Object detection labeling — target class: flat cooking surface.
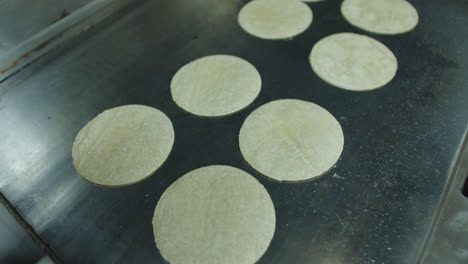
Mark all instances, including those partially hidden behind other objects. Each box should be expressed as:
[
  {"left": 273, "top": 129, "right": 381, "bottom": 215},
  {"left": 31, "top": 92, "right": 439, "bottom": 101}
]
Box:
[{"left": 1, "top": 0, "right": 468, "bottom": 263}]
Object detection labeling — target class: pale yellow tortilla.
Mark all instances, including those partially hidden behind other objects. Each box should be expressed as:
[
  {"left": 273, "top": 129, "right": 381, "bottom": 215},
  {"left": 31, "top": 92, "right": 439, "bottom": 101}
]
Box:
[
  {"left": 341, "top": 0, "right": 419, "bottom": 35},
  {"left": 72, "top": 105, "right": 174, "bottom": 187},
  {"left": 171, "top": 55, "right": 261, "bottom": 117},
  {"left": 238, "top": 0, "right": 313, "bottom": 40},
  {"left": 239, "top": 99, "right": 344, "bottom": 182},
  {"left": 310, "top": 32, "right": 398, "bottom": 91},
  {"left": 153, "top": 165, "right": 276, "bottom": 264}
]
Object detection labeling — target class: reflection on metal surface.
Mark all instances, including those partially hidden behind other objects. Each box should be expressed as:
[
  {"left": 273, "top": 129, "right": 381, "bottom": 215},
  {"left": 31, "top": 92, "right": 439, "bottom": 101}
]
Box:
[
  {"left": 420, "top": 134, "right": 468, "bottom": 263},
  {"left": 0, "top": 193, "right": 61, "bottom": 263},
  {"left": 0, "top": 0, "right": 140, "bottom": 81},
  {"left": 0, "top": 201, "right": 43, "bottom": 263},
  {"left": 0, "top": 104, "right": 49, "bottom": 191},
  {"left": 0, "top": 0, "right": 91, "bottom": 58},
  {"left": 0, "top": 0, "right": 467, "bottom": 263}
]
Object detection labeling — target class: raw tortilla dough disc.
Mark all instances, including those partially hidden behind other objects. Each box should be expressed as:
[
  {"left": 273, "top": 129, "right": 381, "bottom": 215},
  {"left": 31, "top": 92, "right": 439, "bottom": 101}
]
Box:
[
  {"left": 238, "top": 0, "right": 313, "bottom": 40},
  {"left": 309, "top": 32, "right": 397, "bottom": 91},
  {"left": 153, "top": 165, "right": 276, "bottom": 264},
  {"left": 341, "top": 0, "right": 419, "bottom": 35},
  {"left": 239, "top": 99, "right": 344, "bottom": 182},
  {"left": 72, "top": 105, "right": 174, "bottom": 187},
  {"left": 171, "top": 55, "right": 261, "bottom": 117}
]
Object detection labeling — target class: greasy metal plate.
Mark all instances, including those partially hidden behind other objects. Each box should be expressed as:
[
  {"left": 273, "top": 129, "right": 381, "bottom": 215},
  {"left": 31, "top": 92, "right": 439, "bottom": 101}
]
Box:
[
  {"left": 0, "top": 0, "right": 92, "bottom": 58},
  {"left": 420, "top": 137, "right": 468, "bottom": 263},
  {"left": 0, "top": 0, "right": 467, "bottom": 263}
]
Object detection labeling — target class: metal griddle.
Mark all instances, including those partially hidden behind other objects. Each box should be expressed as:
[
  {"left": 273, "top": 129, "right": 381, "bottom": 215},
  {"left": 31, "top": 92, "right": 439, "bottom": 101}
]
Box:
[{"left": 1, "top": 0, "right": 468, "bottom": 263}]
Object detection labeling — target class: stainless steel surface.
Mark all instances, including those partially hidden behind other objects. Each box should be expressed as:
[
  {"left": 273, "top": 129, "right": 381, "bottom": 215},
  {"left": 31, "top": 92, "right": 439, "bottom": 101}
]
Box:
[
  {"left": 0, "top": 201, "right": 43, "bottom": 263},
  {"left": 1, "top": 0, "right": 468, "bottom": 263},
  {"left": 420, "top": 136, "right": 468, "bottom": 263},
  {"left": 0, "top": 0, "right": 92, "bottom": 58},
  {"left": 0, "top": 0, "right": 139, "bottom": 81},
  {"left": 0, "top": 191, "right": 61, "bottom": 262}
]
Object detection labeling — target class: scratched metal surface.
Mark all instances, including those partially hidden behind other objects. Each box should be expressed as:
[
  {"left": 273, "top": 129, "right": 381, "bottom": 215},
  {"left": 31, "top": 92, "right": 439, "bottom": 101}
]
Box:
[{"left": 0, "top": 0, "right": 468, "bottom": 263}]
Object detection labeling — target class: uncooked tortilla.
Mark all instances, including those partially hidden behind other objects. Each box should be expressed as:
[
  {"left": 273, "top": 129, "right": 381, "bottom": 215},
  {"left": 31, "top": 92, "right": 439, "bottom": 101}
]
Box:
[
  {"left": 238, "top": 0, "right": 313, "bottom": 40},
  {"left": 72, "top": 105, "right": 174, "bottom": 187},
  {"left": 171, "top": 55, "right": 261, "bottom": 117},
  {"left": 341, "top": 0, "right": 419, "bottom": 35},
  {"left": 153, "top": 165, "right": 276, "bottom": 264},
  {"left": 309, "top": 32, "right": 397, "bottom": 91},
  {"left": 239, "top": 99, "right": 344, "bottom": 182}
]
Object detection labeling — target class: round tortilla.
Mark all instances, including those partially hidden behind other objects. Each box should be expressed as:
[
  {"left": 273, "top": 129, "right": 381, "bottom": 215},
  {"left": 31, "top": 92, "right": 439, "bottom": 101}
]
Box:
[
  {"left": 72, "top": 105, "right": 174, "bottom": 187},
  {"left": 309, "top": 32, "right": 397, "bottom": 91},
  {"left": 239, "top": 99, "right": 344, "bottom": 182},
  {"left": 171, "top": 55, "right": 261, "bottom": 117},
  {"left": 238, "top": 0, "right": 313, "bottom": 40},
  {"left": 341, "top": 0, "right": 419, "bottom": 35},
  {"left": 153, "top": 165, "right": 276, "bottom": 264}
]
